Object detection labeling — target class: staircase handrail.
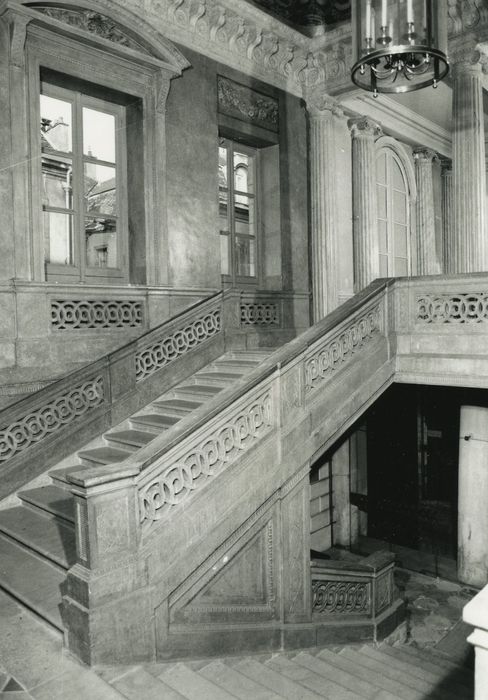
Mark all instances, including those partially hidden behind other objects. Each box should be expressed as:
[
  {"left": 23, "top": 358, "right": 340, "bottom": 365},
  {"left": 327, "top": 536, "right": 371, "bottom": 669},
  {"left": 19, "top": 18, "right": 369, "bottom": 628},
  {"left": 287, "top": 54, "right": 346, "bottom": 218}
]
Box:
[{"left": 463, "top": 584, "right": 488, "bottom": 699}]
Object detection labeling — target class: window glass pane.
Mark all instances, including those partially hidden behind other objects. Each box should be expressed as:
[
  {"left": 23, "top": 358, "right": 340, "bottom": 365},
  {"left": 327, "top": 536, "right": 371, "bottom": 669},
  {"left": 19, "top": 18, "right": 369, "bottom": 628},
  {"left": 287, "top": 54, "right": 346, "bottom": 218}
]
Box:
[
  {"left": 395, "top": 257, "right": 408, "bottom": 276},
  {"left": 235, "top": 236, "right": 255, "bottom": 277},
  {"left": 393, "top": 190, "right": 407, "bottom": 224},
  {"left": 85, "top": 217, "right": 117, "bottom": 268},
  {"left": 379, "top": 253, "right": 389, "bottom": 277},
  {"left": 376, "top": 152, "right": 387, "bottom": 185},
  {"left": 42, "top": 158, "right": 73, "bottom": 209},
  {"left": 395, "top": 223, "right": 408, "bottom": 257},
  {"left": 234, "top": 195, "right": 255, "bottom": 236},
  {"left": 220, "top": 232, "right": 230, "bottom": 276},
  {"left": 43, "top": 211, "right": 74, "bottom": 265},
  {"left": 234, "top": 152, "right": 254, "bottom": 194},
  {"left": 378, "top": 220, "right": 388, "bottom": 255},
  {"left": 219, "top": 146, "right": 228, "bottom": 188},
  {"left": 83, "top": 107, "right": 116, "bottom": 163},
  {"left": 377, "top": 184, "right": 387, "bottom": 219},
  {"left": 392, "top": 157, "right": 406, "bottom": 191},
  {"left": 84, "top": 164, "right": 116, "bottom": 216},
  {"left": 219, "top": 189, "right": 229, "bottom": 231},
  {"left": 40, "top": 95, "right": 72, "bottom": 154}
]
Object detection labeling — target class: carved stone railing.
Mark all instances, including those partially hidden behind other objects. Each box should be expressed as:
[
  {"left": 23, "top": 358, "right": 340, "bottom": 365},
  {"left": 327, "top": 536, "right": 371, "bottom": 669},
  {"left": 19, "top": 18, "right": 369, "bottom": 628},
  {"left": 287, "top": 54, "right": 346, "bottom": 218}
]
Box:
[
  {"left": 51, "top": 299, "right": 144, "bottom": 330},
  {"left": 311, "top": 551, "right": 395, "bottom": 622},
  {"left": 463, "top": 584, "right": 488, "bottom": 700},
  {"left": 0, "top": 290, "right": 225, "bottom": 499}
]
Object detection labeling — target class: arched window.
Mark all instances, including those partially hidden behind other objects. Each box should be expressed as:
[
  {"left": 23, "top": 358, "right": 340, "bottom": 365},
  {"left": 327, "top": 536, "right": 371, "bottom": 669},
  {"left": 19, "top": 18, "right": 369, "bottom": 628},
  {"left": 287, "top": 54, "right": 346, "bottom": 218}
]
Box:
[{"left": 376, "top": 147, "right": 412, "bottom": 277}]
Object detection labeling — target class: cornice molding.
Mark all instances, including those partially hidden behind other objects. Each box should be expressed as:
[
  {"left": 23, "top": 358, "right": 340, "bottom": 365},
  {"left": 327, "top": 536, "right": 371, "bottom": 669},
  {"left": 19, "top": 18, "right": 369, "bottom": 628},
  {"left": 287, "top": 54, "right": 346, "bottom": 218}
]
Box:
[{"left": 339, "top": 92, "right": 452, "bottom": 158}]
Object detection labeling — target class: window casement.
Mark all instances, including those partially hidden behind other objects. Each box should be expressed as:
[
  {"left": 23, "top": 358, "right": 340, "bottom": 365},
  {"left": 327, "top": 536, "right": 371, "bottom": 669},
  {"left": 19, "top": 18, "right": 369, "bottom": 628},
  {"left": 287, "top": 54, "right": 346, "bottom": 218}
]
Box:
[
  {"left": 219, "top": 138, "right": 260, "bottom": 286},
  {"left": 40, "top": 83, "right": 128, "bottom": 283}
]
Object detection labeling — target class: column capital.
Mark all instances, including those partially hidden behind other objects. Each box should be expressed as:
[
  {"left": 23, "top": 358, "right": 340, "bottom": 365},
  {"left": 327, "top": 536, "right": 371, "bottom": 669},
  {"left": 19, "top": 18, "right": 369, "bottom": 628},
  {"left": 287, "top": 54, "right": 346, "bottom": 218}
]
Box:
[
  {"left": 440, "top": 157, "right": 453, "bottom": 175},
  {"left": 348, "top": 116, "right": 383, "bottom": 139},
  {"left": 413, "top": 147, "right": 438, "bottom": 164},
  {"left": 450, "top": 43, "right": 485, "bottom": 75},
  {"left": 304, "top": 87, "right": 343, "bottom": 119}
]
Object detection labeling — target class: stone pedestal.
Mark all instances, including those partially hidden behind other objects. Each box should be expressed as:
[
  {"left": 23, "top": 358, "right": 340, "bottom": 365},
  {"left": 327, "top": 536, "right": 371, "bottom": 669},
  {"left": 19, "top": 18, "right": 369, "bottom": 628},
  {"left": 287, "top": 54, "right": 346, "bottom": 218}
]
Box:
[
  {"left": 451, "top": 53, "right": 487, "bottom": 272},
  {"left": 306, "top": 91, "right": 342, "bottom": 321},
  {"left": 413, "top": 148, "right": 440, "bottom": 275},
  {"left": 349, "top": 117, "right": 382, "bottom": 291},
  {"left": 441, "top": 160, "right": 453, "bottom": 273},
  {"left": 458, "top": 406, "right": 488, "bottom": 587}
]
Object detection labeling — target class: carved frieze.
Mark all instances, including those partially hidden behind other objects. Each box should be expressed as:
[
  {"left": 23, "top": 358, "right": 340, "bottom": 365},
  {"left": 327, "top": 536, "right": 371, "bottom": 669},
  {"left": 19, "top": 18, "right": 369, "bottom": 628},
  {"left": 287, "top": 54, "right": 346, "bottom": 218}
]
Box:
[
  {"left": 51, "top": 299, "right": 144, "bottom": 331},
  {"left": 217, "top": 76, "right": 279, "bottom": 131},
  {"left": 417, "top": 292, "right": 488, "bottom": 323},
  {"left": 312, "top": 579, "right": 371, "bottom": 615}
]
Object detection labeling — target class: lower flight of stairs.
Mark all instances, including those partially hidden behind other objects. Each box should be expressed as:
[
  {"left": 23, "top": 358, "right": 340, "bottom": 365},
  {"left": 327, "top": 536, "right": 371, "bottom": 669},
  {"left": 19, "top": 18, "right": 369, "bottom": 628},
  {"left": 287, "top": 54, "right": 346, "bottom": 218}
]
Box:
[
  {"left": 106, "top": 643, "right": 474, "bottom": 700},
  {"left": 0, "top": 350, "right": 271, "bottom": 631}
]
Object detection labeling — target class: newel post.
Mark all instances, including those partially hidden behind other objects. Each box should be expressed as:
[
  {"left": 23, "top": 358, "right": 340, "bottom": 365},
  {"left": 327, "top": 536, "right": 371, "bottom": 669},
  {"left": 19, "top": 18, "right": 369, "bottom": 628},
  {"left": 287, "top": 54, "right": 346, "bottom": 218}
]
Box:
[
  {"left": 63, "top": 467, "right": 153, "bottom": 665},
  {"left": 464, "top": 585, "right": 488, "bottom": 699}
]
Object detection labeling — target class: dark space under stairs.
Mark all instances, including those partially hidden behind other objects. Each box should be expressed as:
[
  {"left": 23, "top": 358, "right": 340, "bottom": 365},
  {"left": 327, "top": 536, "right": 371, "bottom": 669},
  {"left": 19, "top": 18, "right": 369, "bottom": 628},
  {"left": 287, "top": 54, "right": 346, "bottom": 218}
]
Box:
[{"left": 0, "top": 350, "right": 271, "bottom": 631}]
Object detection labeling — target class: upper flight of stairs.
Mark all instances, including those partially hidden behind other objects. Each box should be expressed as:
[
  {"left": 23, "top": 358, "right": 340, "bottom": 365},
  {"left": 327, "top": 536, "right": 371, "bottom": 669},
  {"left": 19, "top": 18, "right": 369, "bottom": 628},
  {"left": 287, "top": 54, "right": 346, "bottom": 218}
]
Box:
[
  {"left": 105, "top": 643, "right": 474, "bottom": 699},
  {"left": 0, "top": 349, "right": 272, "bottom": 631}
]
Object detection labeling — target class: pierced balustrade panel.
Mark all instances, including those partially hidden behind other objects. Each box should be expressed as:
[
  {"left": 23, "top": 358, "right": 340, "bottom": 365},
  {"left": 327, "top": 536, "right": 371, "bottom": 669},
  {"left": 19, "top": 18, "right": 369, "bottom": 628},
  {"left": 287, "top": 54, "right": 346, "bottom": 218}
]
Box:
[
  {"left": 312, "top": 579, "right": 371, "bottom": 616},
  {"left": 0, "top": 376, "right": 105, "bottom": 463},
  {"left": 417, "top": 293, "right": 488, "bottom": 324},
  {"left": 51, "top": 299, "right": 143, "bottom": 330},
  {"left": 240, "top": 303, "right": 280, "bottom": 327},
  {"left": 135, "top": 309, "right": 221, "bottom": 382},
  {"left": 305, "top": 305, "right": 382, "bottom": 392},
  {"left": 139, "top": 389, "right": 273, "bottom": 527}
]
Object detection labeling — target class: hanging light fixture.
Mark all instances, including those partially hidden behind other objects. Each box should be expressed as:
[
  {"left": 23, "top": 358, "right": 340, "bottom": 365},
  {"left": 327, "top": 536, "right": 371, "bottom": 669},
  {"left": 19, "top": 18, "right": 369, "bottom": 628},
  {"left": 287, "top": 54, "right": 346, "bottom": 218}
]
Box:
[{"left": 351, "top": 0, "right": 449, "bottom": 95}]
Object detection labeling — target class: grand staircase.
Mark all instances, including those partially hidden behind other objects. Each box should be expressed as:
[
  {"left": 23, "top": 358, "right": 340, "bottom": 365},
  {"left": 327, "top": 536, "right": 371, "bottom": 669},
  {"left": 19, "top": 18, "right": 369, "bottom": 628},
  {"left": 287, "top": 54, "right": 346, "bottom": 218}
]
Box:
[
  {"left": 105, "top": 643, "right": 474, "bottom": 699},
  {"left": 0, "top": 349, "right": 271, "bottom": 631}
]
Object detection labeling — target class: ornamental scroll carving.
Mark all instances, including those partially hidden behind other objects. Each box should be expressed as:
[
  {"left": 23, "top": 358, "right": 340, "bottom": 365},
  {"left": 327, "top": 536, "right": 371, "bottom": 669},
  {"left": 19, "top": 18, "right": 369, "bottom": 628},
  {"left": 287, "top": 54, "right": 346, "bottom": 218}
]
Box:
[
  {"left": 417, "top": 293, "right": 488, "bottom": 323},
  {"left": 217, "top": 76, "right": 278, "bottom": 132},
  {"left": 312, "top": 580, "right": 371, "bottom": 615},
  {"left": 135, "top": 309, "right": 221, "bottom": 382},
  {"left": 304, "top": 306, "right": 382, "bottom": 392},
  {"left": 33, "top": 7, "right": 151, "bottom": 54},
  {"left": 51, "top": 300, "right": 143, "bottom": 330},
  {"left": 0, "top": 377, "right": 104, "bottom": 463},
  {"left": 240, "top": 303, "right": 280, "bottom": 326},
  {"left": 139, "top": 390, "right": 273, "bottom": 525}
]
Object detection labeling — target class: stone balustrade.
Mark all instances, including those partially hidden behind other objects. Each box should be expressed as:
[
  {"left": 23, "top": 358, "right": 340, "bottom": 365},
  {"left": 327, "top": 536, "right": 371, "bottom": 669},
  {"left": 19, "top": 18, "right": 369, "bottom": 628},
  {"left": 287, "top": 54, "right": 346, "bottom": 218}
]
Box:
[{"left": 463, "top": 584, "right": 488, "bottom": 699}]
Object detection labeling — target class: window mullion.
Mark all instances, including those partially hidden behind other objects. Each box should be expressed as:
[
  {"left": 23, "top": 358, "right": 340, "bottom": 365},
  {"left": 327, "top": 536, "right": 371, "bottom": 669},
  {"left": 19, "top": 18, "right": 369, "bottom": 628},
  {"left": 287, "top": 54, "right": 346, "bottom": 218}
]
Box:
[
  {"left": 228, "top": 143, "right": 236, "bottom": 286},
  {"left": 73, "top": 91, "right": 84, "bottom": 280}
]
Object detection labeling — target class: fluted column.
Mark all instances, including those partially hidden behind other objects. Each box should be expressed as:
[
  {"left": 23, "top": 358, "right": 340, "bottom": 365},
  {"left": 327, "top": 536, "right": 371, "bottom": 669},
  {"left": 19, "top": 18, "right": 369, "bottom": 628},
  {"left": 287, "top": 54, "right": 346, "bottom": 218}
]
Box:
[
  {"left": 413, "top": 148, "right": 440, "bottom": 275},
  {"left": 451, "top": 50, "right": 487, "bottom": 272},
  {"left": 441, "top": 159, "right": 453, "bottom": 273},
  {"left": 306, "top": 90, "right": 342, "bottom": 322},
  {"left": 349, "top": 117, "right": 382, "bottom": 291}
]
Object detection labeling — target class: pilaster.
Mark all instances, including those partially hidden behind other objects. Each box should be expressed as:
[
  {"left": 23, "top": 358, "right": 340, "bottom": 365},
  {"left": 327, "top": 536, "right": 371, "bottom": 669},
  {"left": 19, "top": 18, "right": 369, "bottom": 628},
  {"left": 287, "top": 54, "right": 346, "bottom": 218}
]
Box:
[
  {"left": 305, "top": 89, "right": 343, "bottom": 322},
  {"left": 413, "top": 148, "right": 440, "bottom": 275},
  {"left": 348, "top": 117, "right": 382, "bottom": 292},
  {"left": 451, "top": 48, "right": 487, "bottom": 272},
  {"left": 441, "top": 159, "right": 453, "bottom": 273}
]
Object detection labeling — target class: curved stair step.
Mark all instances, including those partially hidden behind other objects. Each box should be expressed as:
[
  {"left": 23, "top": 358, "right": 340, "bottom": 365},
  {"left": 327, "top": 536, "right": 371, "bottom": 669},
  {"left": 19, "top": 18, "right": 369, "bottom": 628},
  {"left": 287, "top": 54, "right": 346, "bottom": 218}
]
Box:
[
  {"left": 0, "top": 506, "right": 75, "bottom": 570},
  {"left": 158, "top": 662, "right": 237, "bottom": 700},
  {"left": 233, "top": 658, "right": 322, "bottom": 700},
  {"left": 391, "top": 643, "right": 473, "bottom": 677},
  {"left": 19, "top": 485, "right": 74, "bottom": 524},
  {"left": 199, "top": 660, "right": 282, "bottom": 700},
  {"left": 265, "top": 654, "right": 358, "bottom": 699},
  {"left": 0, "top": 534, "right": 64, "bottom": 631},
  {"left": 379, "top": 644, "right": 473, "bottom": 685},
  {"left": 111, "top": 667, "right": 187, "bottom": 700}
]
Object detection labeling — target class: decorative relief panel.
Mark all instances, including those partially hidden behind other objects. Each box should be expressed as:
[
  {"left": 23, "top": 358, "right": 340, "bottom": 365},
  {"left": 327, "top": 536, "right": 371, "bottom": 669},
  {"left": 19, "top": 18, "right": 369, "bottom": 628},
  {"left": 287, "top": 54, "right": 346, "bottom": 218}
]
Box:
[
  {"left": 218, "top": 76, "right": 279, "bottom": 131},
  {"left": 240, "top": 303, "right": 280, "bottom": 326},
  {"left": 139, "top": 390, "right": 273, "bottom": 526},
  {"left": 0, "top": 376, "right": 104, "bottom": 463},
  {"left": 375, "top": 571, "right": 392, "bottom": 615},
  {"left": 51, "top": 300, "right": 143, "bottom": 331},
  {"left": 135, "top": 309, "right": 221, "bottom": 382},
  {"left": 312, "top": 580, "right": 371, "bottom": 615},
  {"left": 304, "top": 306, "right": 382, "bottom": 392},
  {"left": 417, "top": 293, "right": 488, "bottom": 324}
]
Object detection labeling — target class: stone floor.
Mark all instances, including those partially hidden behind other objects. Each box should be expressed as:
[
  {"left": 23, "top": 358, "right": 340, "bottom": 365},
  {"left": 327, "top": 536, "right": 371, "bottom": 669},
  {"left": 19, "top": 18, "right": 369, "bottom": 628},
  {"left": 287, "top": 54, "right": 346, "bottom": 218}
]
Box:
[{"left": 0, "top": 568, "right": 477, "bottom": 699}]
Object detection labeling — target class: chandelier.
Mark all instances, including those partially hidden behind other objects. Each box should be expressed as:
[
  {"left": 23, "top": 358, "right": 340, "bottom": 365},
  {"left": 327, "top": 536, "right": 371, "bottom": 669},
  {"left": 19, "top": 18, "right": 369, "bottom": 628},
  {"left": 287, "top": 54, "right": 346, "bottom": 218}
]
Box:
[{"left": 351, "top": 0, "right": 449, "bottom": 95}]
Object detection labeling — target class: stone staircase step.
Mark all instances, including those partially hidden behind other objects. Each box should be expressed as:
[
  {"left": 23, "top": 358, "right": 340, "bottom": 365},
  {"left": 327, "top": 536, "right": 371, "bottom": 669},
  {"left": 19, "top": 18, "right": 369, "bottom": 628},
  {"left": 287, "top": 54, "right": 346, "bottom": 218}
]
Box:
[
  {"left": 213, "top": 359, "right": 263, "bottom": 369},
  {"left": 159, "top": 662, "right": 237, "bottom": 700},
  {"left": 130, "top": 412, "right": 180, "bottom": 432},
  {"left": 199, "top": 660, "right": 282, "bottom": 700},
  {"left": 317, "top": 648, "right": 417, "bottom": 700},
  {"left": 174, "top": 384, "right": 224, "bottom": 399},
  {"left": 111, "top": 667, "right": 187, "bottom": 700},
  {"left": 49, "top": 464, "right": 90, "bottom": 489},
  {"left": 0, "top": 506, "right": 75, "bottom": 570},
  {"left": 19, "top": 485, "right": 74, "bottom": 524},
  {"left": 292, "top": 651, "right": 397, "bottom": 700},
  {"left": 78, "top": 446, "right": 133, "bottom": 467},
  {"left": 152, "top": 398, "right": 202, "bottom": 415},
  {"left": 339, "top": 647, "right": 442, "bottom": 699},
  {"left": 265, "top": 654, "right": 359, "bottom": 699},
  {"left": 105, "top": 429, "right": 156, "bottom": 449},
  {"left": 0, "top": 534, "right": 64, "bottom": 630},
  {"left": 390, "top": 644, "right": 474, "bottom": 682},
  {"left": 233, "top": 658, "right": 323, "bottom": 700},
  {"left": 360, "top": 646, "right": 468, "bottom": 698},
  {"left": 195, "top": 371, "right": 244, "bottom": 384}
]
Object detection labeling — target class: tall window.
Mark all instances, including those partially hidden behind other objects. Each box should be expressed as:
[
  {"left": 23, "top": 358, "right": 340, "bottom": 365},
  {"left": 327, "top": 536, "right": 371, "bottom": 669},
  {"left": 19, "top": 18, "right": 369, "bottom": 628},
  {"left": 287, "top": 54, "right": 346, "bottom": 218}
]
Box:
[
  {"left": 376, "top": 148, "right": 410, "bottom": 277},
  {"left": 219, "top": 139, "right": 258, "bottom": 285},
  {"left": 40, "top": 82, "right": 127, "bottom": 283}
]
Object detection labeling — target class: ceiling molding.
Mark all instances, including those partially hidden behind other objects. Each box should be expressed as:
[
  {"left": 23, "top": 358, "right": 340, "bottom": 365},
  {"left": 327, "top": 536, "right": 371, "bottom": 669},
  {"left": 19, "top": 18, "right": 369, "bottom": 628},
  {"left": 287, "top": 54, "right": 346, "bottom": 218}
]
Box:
[{"left": 338, "top": 91, "right": 452, "bottom": 158}]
